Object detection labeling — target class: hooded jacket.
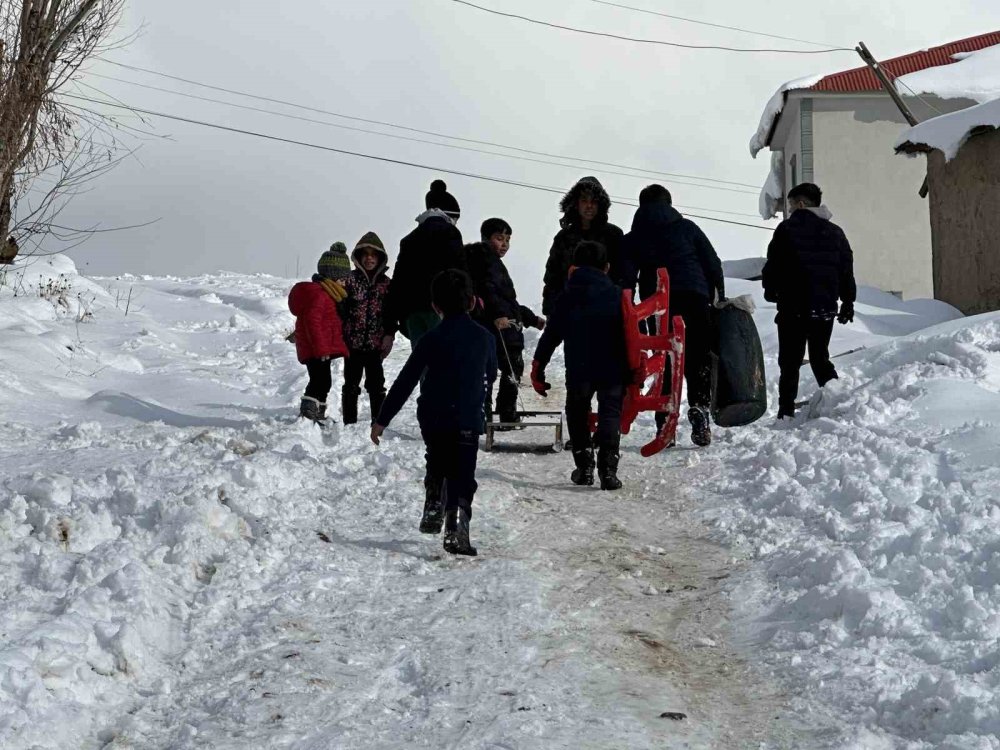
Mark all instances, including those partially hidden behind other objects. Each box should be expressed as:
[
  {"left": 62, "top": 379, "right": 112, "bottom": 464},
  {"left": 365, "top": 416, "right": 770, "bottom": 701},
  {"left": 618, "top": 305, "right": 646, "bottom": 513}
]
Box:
[
  {"left": 343, "top": 236, "right": 394, "bottom": 352},
  {"left": 624, "top": 203, "right": 725, "bottom": 302},
  {"left": 541, "top": 178, "right": 624, "bottom": 316},
  {"left": 288, "top": 281, "right": 349, "bottom": 363},
  {"left": 384, "top": 209, "right": 465, "bottom": 333},
  {"left": 762, "top": 206, "right": 856, "bottom": 317},
  {"left": 533, "top": 266, "right": 627, "bottom": 389},
  {"left": 466, "top": 242, "right": 541, "bottom": 350}
]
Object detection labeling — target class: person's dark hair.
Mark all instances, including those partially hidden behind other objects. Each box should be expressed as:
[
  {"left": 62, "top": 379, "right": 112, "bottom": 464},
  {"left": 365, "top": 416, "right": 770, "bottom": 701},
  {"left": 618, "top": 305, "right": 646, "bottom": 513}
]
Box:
[
  {"left": 431, "top": 269, "right": 475, "bottom": 315},
  {"left": 572, "top": 240, "right": 608, "bottom": 270},
  {"left": 480, "top": 217, "right": 512, "bottom": 241},
  {"left": 559, "top": 176, "right": 611, "bottom": 230},
  {"left": 788, "top": 183, "right": 822, "bottom": 207},
  {"left": 638, "top": 184, "right": 672, "bottom": 207}
]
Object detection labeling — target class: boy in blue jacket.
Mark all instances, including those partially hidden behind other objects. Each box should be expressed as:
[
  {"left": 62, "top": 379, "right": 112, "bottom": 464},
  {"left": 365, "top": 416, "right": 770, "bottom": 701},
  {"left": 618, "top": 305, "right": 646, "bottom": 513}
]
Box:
[
  {"left": 532, "top": 241, "right": 628, "bottom": 491},
  {"left": 371, "top": 269, "right": 497, "bottom": 556}
]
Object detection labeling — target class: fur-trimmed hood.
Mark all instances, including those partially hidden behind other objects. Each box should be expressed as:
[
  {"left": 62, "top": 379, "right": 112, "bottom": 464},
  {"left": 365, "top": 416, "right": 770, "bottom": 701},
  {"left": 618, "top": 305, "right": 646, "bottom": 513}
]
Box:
[{"left": 559, "top": 176, "right": 611, "bottom": 230}]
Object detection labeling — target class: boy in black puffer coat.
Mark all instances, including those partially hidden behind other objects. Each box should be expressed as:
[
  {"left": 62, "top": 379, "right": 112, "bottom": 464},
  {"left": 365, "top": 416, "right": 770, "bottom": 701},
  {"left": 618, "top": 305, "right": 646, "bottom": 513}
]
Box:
[
  {"left": 624, "top": 184, "right": 725, "bottom": 447},
  {"left": 762, "top": 182, "right": 856, "bottom": 419},
  {"left": 532, "top": 241, "right": 628, "bottom": 491},
  {"left": 541, "top": 176, "right": 625, "bottom": 316},
  {"left": 342, "top": 232, "right": 396, "bottom": 425},
  {"left": 467, "top": 218, "right": 546, "bottom": 425}
]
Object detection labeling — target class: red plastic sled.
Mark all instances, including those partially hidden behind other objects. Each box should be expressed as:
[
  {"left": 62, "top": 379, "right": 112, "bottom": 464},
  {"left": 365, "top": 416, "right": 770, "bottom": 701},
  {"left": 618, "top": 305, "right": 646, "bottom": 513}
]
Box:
[{"left": 591, "top": 268, "right": 685, "bottom": 457}]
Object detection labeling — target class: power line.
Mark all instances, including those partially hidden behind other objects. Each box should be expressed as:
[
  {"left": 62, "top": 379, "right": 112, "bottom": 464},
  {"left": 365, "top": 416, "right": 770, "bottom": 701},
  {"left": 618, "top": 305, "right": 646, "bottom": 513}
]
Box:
[
  {"left": 96, "top": 58, "right": 761, "bottom": 190},
  {"left": 586, "top": 0, "right": 843, "bottom": 49},
  {"left": 62, "top": 94, "right": 775, "bottom": 232},
  {"left": 83, "top": 71, "right": 760, "bottom": 198},
  {"left": 450, "top": 0, "right": 852, "bottom": 54}
]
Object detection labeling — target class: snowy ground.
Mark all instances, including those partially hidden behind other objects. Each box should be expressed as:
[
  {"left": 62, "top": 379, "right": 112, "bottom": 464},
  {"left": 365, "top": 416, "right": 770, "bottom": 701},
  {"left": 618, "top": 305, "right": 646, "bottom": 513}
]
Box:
[{"left": 2, "top": 254, "right": 999, "bottom": 749}]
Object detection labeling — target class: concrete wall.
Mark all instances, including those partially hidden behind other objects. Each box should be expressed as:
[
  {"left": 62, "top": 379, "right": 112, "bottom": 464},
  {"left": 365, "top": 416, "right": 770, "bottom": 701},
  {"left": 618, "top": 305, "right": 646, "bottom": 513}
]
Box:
[
  {"left": 926, "top": 132, "right": 1000, "bottom": 314},
  {"left": 774, "top": 93, "right": 974, "bottom": 299}
]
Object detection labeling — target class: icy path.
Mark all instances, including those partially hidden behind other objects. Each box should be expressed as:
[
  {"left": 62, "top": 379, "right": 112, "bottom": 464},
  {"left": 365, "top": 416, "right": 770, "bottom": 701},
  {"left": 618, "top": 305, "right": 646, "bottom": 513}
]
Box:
[{"left": 0, "top": 260, "right": 812, "bottom": 748}]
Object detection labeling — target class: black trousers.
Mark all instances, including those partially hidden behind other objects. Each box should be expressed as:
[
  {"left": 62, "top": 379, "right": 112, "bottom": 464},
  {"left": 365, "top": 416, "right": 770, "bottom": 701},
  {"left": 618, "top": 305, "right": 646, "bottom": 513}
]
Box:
[
  {"left": 565, "top": 382, "right": 624, "bottom": 454},
  {"left": 422, "top": 430, "right": 480, "bottom": 518},
  {"left": 656, "top": 292, "right": 713, "bottom": 419},
  {"left": 343, "top": 350, "right": 386, "bottom": 396},
  {"left": 491, "top": 343, "right": 523, "bottom": 418},
  {"left": 776, "top": 313, "right": 837, "bottom": 409},
  {"left": 304, "top": 358, "right": 332, "bottom": 402}
]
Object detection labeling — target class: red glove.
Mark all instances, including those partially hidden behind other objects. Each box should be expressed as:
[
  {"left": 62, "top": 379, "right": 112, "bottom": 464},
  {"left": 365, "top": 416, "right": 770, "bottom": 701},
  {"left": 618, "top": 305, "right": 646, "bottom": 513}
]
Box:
[{"left": 530, "top": 360, "right": 550, "bottom": 397}]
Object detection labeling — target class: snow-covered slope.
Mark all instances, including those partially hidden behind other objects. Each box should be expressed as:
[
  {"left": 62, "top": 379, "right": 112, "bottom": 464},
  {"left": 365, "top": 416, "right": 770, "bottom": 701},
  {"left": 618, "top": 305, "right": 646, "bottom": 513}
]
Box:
[{"left": 5, "top": 254, "right": 1000, "bottom": 749}]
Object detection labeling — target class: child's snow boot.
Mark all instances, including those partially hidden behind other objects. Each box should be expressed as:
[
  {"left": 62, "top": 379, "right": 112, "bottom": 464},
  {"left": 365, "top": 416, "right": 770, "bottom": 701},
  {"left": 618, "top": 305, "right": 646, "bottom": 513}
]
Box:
[
  {"left": 688, "top": 406, "right": 712, "bottom": 447},
  {"left": 419, "top": 477, "right": 445, "bottom": 534},
  {"left": 597, "top": 447, "right": 623, "bottom": 491},
  {"left": 299, "top": 396, "right": 325, "bottom": 424},
  {"left": 443, "top": 506, "right": 478, "bottom": 556},
  {"left": 341, "top": 386, "right": 360, "bottom": 425},
  {"left": 571, "top": 448, "right": 595, "bottom": 486},
  {"left": 369, "top": 390, "right": 386, "bottom": 424}
]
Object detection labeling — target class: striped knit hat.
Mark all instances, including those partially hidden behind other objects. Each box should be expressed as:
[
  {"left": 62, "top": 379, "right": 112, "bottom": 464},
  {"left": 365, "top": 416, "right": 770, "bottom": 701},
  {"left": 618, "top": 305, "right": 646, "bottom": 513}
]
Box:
[{"left": 317, "top": 241, "right": 352, "bottom": 281}]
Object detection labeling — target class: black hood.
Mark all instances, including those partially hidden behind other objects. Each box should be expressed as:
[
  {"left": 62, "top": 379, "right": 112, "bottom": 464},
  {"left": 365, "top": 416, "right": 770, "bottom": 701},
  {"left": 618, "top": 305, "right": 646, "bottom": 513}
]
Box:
[
  {"left": 631, "top": 202, "right": 683, "bottom": 233},
  {"left": 559, "top": 176, "right": 611, "bottom": 230}
]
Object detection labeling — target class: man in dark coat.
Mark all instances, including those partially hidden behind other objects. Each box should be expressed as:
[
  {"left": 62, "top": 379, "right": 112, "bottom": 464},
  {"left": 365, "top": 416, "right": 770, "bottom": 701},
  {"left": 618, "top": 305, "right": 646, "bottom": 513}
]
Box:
[
  {"left": 762, "top": 182, "right": 856, "bottom": 419},
  {"left": 373, "top": 270, "right": 497, "bottom": 556},
  {"left": 532, "top": 241, "right": 627, "bottom": 491},
  {"left": 541, "top": 176, "right": 625, "bottom": 316},
  {"left": 467, "top": 218, "right": 545, "bottom": 425},
  {"left": 625, "top": 184, "right": 725, "bottom": 447},
  {"left": 384, "top": 179, "right": 465, "bottom": 348}
]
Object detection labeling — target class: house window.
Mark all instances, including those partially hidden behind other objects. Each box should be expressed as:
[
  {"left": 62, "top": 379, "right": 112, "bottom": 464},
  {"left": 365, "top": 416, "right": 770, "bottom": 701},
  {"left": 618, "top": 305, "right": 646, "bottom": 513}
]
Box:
[{"left": 790, "top": 154, "right": 798, "bottom": 189}]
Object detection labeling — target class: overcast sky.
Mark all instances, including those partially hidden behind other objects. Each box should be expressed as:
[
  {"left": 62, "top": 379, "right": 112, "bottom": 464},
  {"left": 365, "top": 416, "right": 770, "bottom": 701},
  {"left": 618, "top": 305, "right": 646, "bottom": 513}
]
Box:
[{"left": 52, "top": 0, "right": 1000, "bottom": 305}]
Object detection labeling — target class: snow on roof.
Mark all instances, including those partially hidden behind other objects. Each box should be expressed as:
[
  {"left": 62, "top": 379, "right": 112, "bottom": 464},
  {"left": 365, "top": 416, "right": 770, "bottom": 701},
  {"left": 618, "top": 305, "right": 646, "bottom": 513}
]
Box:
[
  {"left": 896, "top": 43, "right": 1000, "bottom": 104},
  {"left": 895, "top": 96, "right": 1000, "bottom": 159},
  {"left": 749, "top": 31, "right": 1000, "bottom": 157}
]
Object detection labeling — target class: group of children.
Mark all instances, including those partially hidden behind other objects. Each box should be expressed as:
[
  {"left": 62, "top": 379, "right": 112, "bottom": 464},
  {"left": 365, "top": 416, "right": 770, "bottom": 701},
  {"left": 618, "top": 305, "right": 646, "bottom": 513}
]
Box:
[{"left": 288, "top": 176, "right": 856, "bottom": 558}]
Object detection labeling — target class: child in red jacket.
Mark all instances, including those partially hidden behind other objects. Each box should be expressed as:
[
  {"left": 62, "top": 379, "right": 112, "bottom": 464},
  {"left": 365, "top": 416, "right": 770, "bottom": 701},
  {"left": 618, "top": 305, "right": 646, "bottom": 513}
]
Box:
[{"left": 288, "top": 243, "right": 352, "bottom": 422}]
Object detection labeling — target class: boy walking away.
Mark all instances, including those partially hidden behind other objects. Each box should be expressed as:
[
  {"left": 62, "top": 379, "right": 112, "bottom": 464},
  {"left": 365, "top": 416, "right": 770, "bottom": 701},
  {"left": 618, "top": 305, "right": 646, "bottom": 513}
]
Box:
[
  {"left": 625, "top": 184, "right": 725, "bottom": 447},
  {"left": 342, "top": 232, "right": 396, "bottom": 425},
  {"left": 467, "top": 218, "right": 545, "bottom": 426},
  {"left": 762, "top": 183, "right": 856, "bottom": 419},
  {"left": 532, "top": 241, "right": 628, "bottom": 491},
  {"left": 383, "top": 180, "right": 465, "bottom": 348},
  {"left": 371, "top": 270, "right": 497, "bottom": 556},
  {"left": 287, "top": 243, "right": 352, "bottom": 422}
]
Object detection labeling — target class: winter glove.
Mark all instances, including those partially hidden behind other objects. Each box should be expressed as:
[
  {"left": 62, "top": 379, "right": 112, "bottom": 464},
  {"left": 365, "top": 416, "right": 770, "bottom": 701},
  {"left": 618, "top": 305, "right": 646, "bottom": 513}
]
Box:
[
  {"left": 763, "top": 287, "right": 778, "bottom": 304},
  {"left": 837, "top": 301, "right": 854, "bottom": 325},
  {"left": 530, "top": 360, "right": 551, "bottom": 397},
  {"left": 379, "top": 334, "right": 394, "bottom": 359}
]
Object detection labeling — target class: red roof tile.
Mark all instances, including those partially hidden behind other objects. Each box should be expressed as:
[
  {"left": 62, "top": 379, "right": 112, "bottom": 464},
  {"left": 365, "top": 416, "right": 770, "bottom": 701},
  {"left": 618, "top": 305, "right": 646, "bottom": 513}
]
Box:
[{"left": 807, "top": 31, "right": 1000, "bottom": 93}]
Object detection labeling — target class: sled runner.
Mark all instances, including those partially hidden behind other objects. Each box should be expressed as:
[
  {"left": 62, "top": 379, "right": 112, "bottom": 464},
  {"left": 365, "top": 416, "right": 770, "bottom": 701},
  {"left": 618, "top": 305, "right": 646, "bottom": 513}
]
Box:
[
  {"left": 483, "top": 322, "right": 565, "bottom": 452},
  {"left": 611, "top": 267, "right": 686, "bottom": 457}
]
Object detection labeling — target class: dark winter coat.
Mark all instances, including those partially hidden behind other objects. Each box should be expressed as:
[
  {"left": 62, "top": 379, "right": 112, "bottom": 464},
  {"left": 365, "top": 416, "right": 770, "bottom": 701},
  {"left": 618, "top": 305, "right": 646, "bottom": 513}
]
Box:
[
  {"left": 377, "top": 313, "right": 498, "bottom": 434},
  {"left": 466, "top": 242, "right": 541, "bottom": 350},
  {"left": 288, "top": 281, "right": 349, "bottom": 364},
  {"left": 384, "top": 210, "right": 465, "bottom": 334},
  {"left": 541, "top": 222, "right": 624, "bottom": 316},
  {"left": 762, "top": 207, "right": 856, "bottom": 317},
  {"left": 343, "top": 246, "right": 394, "bottom": 353},
  {"left": 625, "top": 203, "right": 725, "bottom": 302},
  {"left": 533, "top": 266, "right": 627, "bottom": 389}
]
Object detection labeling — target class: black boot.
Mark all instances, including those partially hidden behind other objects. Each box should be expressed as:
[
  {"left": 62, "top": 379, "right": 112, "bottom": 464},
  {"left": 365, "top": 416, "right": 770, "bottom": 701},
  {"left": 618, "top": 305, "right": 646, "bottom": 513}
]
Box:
[
  {"left": 570, "top": 448, "right": 595, "bottom": 486},
  {"left": 688, "top": 406, "right": 712, "bottom": 447},
  {"left": 443, "top": 506, "right": 477, "bottom": 556},
  {"left": 299, "top": 396, "right": 325, "bottom": 424},
  {"left": 341, "top": 386, "right": 360, "bottom": 425},
  {"left": 597, "top": 446, "right": 623, "bottom": 491},
  {"left": 419, "top": 477, "right": 445, "bottom": 534},
  {"left": 369, "top": 390, "right": 386, "bottom": 425}
]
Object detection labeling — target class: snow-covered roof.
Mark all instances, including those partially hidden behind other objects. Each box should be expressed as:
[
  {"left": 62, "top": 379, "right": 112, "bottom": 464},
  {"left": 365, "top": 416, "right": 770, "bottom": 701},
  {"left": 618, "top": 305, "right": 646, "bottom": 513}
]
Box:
[
  {"left": 749, "top": 31, "right": 1000, "bottom": 157},
  {"left": 895, "top": 96, "right": 1000, "bottom": 159}
]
